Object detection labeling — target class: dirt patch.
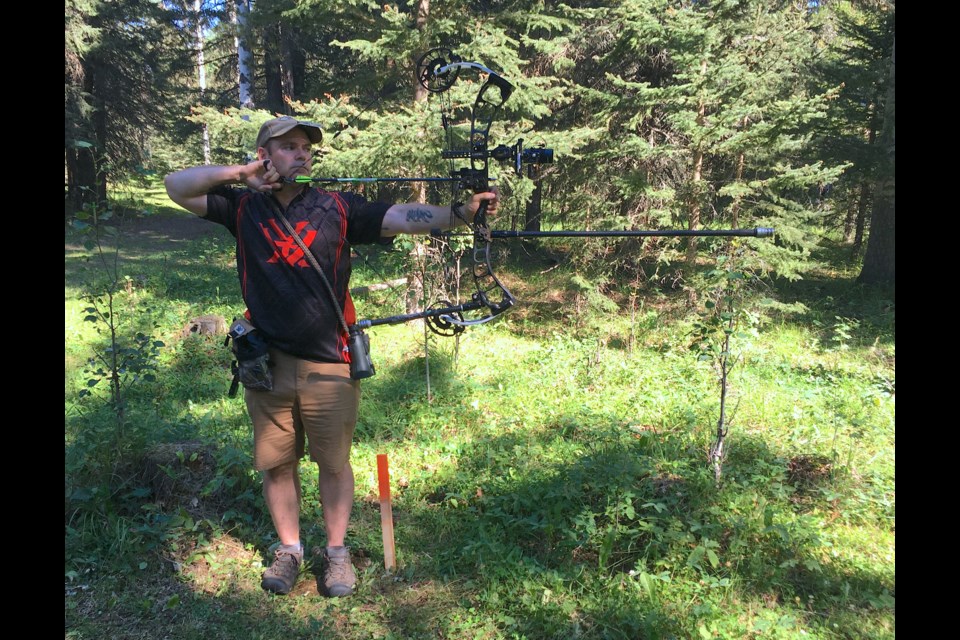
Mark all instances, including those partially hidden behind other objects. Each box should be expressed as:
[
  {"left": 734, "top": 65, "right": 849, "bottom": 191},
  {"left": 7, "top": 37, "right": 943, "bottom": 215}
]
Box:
[
  {"left": 788, "top": 454, "right": 833, "bottom": 488},
  {"left": 127, "top": 212, "right": 222, "bottom": 247},
  {"left": 66, "top": 211, "right": 224, "bottom": 255},
  {"left": 139, "top": 441, "right": 221, "bottom": 518},
  {"left": 788, "top": 454, "right": 837, "bottom": 514}
]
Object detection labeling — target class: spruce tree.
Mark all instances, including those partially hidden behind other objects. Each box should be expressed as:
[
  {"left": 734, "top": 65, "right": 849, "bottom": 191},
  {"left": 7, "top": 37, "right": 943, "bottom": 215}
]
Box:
[{"left": 65, "top": 0, "right": 194, "bottom": 211}]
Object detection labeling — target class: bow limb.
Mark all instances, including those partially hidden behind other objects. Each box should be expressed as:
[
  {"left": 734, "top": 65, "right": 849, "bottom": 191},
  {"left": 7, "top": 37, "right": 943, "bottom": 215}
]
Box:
[{"left": 466, "top": 72, "right": 516, "bottom": 320}]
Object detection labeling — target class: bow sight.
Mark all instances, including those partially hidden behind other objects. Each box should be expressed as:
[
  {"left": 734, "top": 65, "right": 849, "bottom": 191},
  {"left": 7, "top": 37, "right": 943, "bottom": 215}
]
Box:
[{"left": 443, "top": 139, "right": 554, "bottom": 179}]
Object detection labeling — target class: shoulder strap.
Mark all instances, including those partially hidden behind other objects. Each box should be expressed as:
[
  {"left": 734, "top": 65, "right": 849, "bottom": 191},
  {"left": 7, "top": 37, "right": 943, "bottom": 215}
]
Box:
[{"left": 264, "top": 197, "right": 352, "bottom": 336}]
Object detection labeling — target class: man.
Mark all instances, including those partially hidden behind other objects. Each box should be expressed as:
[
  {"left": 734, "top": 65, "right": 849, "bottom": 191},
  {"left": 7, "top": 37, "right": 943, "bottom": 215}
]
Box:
[{"left": 164, "top": 115, "right": 498, "bottom": 597}]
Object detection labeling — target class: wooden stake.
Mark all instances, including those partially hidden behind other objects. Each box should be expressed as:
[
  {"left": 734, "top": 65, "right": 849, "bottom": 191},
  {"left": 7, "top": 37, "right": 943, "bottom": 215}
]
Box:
[{"left": 376, "top": 453, "right": 396, "bottom": 572}]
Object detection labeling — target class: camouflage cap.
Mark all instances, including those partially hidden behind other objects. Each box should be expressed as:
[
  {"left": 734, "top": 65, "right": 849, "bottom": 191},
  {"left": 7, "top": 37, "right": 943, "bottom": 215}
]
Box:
[{"left": 256, "top": 116, "right": 323, "bottom": 148}]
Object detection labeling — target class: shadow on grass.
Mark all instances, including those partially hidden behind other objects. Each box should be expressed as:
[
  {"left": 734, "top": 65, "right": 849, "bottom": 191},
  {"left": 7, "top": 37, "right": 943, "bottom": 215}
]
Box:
[
  {"left": 767, "top": 237, "right": 895, "bottom": 348},
  {"left": 367, "top": 423, "right": 894, "bottom": 638},
  {"left": 66, "top": 220, "right": 893, "bottom": 639},
  {"left": 65, "top": 362, "right": 893, "bottom": 639},
  {"left": 65, "top": 211, "right": 237, "bottom": 305}
]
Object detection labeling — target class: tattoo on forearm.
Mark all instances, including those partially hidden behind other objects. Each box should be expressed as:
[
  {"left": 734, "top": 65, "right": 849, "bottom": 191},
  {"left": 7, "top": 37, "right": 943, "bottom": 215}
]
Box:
[{"left": 406, "top": 208, "right": 433, "bottom": 223}]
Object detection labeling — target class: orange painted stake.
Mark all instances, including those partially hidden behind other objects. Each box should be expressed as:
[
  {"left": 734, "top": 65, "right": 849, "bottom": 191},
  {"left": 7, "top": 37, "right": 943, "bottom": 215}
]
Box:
[{"left": 376, "top": 454, "right": 396, "bottom": 572}]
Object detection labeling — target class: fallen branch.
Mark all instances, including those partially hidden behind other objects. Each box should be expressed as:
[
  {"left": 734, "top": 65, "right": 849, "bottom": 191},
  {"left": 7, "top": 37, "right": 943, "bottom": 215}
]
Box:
[{"left": 350, "top": 278, "right": 408, "bottom": 296}]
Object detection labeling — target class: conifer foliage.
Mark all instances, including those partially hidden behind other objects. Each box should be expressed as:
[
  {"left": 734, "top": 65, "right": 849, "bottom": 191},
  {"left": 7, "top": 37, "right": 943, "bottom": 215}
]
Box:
[{"left": 65, "top": 0, "right": 894, "bottom": 280}]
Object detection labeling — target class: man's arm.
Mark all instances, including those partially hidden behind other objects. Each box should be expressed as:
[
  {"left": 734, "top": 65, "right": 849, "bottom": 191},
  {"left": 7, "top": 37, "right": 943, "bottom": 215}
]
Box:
[
  {"left": 164, "top": 159, "right": 280, "bottom": 217},
  {"left": 380, "top": 190, "right": 499, "bottom": 237}
]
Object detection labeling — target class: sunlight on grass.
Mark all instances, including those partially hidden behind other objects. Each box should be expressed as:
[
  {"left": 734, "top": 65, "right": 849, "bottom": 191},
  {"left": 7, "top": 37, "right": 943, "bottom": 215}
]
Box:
[{"left": 66, "top": 207, "right": 894, "bottom": 639}]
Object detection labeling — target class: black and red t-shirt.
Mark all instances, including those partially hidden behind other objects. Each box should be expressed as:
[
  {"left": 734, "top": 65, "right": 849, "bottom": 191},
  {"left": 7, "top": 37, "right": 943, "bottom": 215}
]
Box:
[{"left": 205, "top": 186, "right": 392, "bottom": 363}]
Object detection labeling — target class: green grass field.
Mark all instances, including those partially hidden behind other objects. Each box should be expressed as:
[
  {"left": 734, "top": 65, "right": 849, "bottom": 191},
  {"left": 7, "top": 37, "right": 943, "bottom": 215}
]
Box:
[{"left": 65, "top": 192, "right": 894, "bottom": 639}]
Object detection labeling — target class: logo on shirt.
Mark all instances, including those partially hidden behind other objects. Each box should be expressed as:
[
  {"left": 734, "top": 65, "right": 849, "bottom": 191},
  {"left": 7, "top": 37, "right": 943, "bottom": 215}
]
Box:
[{"left": 259, "top": 219, "right": 317, "bottom": 267}]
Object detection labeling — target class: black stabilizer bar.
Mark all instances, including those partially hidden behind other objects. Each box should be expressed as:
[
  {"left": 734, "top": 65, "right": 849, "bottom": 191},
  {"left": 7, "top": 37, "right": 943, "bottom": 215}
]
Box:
[
  {"left": 353, "top": 300, "right": 485, "bottom": 329},
  {"left": 486, "top": 228, "right": 774, "bottom": 239}
]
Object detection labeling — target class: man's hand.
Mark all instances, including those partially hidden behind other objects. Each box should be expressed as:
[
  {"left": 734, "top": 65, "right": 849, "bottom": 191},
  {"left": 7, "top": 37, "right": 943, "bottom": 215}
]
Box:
[
  {"left": 464, "top": 187, "right": 500, "bottom": 222},
  {"left": 243, "top": 158, "right": 283, "bottom": 193}
]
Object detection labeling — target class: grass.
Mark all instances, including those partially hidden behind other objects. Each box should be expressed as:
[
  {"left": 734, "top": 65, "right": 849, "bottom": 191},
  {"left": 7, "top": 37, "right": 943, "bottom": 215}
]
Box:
[{"left": 65, "top": 192, "right": 894, "bottom": 639}]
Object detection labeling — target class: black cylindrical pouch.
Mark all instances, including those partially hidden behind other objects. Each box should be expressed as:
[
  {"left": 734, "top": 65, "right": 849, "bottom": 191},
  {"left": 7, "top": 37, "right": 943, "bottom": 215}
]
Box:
[{"left": 348, "top": 327, "right": 375, "bottom": 380}]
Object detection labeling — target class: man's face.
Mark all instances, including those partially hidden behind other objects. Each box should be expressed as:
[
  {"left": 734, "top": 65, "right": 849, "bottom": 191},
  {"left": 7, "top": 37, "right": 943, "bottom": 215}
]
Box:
[{"left": 259, "top": 128, "right": 313, "bottom": 179}]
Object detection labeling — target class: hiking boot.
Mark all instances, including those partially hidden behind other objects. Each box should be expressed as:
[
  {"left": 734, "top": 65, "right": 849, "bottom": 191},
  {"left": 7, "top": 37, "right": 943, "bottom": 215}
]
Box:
[
  {"left": 319, "top": 546, "right": 356, "bottom": 597},
  {"left": 261, "top": 544, "right": 303, "bottom": 594}
]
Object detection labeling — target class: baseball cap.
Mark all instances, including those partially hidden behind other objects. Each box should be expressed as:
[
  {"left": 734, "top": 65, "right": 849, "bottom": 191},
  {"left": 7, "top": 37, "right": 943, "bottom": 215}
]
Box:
[{"left": 256, "top": 116, "right": 323, "bottom": 148}]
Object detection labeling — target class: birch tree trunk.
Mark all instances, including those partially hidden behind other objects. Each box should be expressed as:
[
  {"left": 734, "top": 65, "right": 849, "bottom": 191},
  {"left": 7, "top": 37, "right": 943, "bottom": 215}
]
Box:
[
  {"left": 194, "top": 0, "right": 210, "bottom": 164},
  {"left": 236, "top": 0, "right": 255, "bottom": 110}
]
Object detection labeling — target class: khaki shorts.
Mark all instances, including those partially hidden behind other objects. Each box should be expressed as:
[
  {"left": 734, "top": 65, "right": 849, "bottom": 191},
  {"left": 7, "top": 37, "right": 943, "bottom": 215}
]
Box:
[{"left": 245, "top": 347, "right": 360, "bottom": 472}]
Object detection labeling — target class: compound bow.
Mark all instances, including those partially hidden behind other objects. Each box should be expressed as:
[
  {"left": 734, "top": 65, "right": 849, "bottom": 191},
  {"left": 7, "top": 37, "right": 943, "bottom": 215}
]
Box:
[
  {"left": 296, "top": 49, "right": 772, "bottom": 372},
  {"left": 349, "top": 47, "right": 541, "bottom": 336}
]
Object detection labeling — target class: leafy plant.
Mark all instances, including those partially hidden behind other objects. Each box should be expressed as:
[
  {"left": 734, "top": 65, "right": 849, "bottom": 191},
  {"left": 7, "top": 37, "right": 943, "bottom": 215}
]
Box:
[
  {"left": 70, "top": 166, "right": 165, "bottom": 481},
  {"left": 690, "top": 253, "right": 761, "bottom": 485}
]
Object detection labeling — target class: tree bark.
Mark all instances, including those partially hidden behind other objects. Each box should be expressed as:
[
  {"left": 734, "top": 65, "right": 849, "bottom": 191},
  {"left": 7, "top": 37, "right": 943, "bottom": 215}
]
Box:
[
  {"left": 66, "top": 146, "right": 99, "bottom": 211},
  {"left": 410, "top": 0, "right": 430, "bottom": 202},
  {"left": 524, "top": 172, "right": 543, "bottom": 233},
  {"left": 842, "top": 191, "right": 856, "bottom": 243},
  {"left": 685, "top": 58, "right": 708, "bottom": 267},
  {"left": 66, "top": 41, "right": 104, "bottom": 210},
  {"left": 264, "top": 23, "right": 285, "bottom": 115},
  {"left": 685, "top": 146, "right": 704, "bottom": 266},
  {"left": 413, "top": 0, "right": 430, "bottom": 105},
  {"left": 194, "top": 0, "right": 211, "bottom": 164},
  {"left": 850, "top": 97, "right": 879, "bottom": 249},
  {"left": 280, "top": 23, "right": 304, "bottom": 103},
  {"left": 858, "top": 37, "right": 895, "bottom": 286},
  {"left": 409, "top": 0, "right": 431, "bottom": 313},
  {"left": 236, "top": 0, "right": 255, "bottom": 110},
  {"left": 91, "top": 61, "right": 108, "bottom": 204},
  {"left": 853, "top": 179, "right": 870, "bottom": 252}
]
